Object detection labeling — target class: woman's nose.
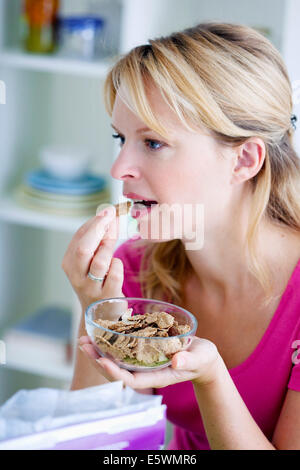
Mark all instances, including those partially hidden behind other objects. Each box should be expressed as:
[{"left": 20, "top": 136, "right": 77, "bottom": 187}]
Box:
[{"left": 110, "top": 151, "right": 141, "bottom": 181}]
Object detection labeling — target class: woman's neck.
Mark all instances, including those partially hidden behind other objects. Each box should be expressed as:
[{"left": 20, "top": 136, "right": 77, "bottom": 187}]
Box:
[{"left": 184, "top": 217, "right": 300, "bottom": 304}]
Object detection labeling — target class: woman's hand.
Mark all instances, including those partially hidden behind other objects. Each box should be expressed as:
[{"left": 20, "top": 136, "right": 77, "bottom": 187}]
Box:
[
  {"left": 78, "top": 335, "right": 223, "bottom": 389},
  {"left": 62, "top": 205, "right": 124, "bottom": 312}
]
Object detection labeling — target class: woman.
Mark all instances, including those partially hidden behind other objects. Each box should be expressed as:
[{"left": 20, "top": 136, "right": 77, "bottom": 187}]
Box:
[{"left": 62, "top": 23, "right": 300, "bottom": 450}]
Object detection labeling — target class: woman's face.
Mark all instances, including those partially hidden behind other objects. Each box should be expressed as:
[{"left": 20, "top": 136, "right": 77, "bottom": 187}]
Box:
[{"left": 110, "top": 84, "right": 236, "bottom": 247}]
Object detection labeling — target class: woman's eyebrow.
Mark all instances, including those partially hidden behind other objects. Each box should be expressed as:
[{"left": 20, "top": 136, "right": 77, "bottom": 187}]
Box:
[
  {"left": 111, "top": 124, "right": 121, "bottom": 133},
  {"left": 111, "top": 124, "right": 154, "bottom": 134}
]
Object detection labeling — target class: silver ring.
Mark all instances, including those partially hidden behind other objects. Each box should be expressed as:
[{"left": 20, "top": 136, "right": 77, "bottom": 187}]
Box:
[{"left": 88, "top": 272, "right": 106, "bottom": 282}]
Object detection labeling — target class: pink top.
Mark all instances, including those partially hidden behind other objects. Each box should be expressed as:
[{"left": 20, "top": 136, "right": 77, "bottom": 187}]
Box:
[{"left": 113, "top": 237, "right": 300, "bottom": 450}]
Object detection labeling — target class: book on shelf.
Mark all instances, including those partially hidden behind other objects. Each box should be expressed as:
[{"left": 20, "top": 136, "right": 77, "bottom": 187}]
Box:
[{"left": 3, "top": 305, "right": 73, "bottom": 368}]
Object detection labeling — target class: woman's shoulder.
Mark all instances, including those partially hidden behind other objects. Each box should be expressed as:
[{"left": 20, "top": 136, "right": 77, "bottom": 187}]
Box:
[
  {"left": 274, "top": 240, "right": 300, "bottom": 334},
  {"left": 279, "top": 235, "right": 300, "bottom": 296}
]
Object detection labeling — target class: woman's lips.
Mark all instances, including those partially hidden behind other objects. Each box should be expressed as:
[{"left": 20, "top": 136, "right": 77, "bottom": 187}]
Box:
[
  {"left": 130, "top": 202, "right": 158, "bottom": 219},
  {"left": 124, "top": 192, "right": 156, "bottom": 201}
]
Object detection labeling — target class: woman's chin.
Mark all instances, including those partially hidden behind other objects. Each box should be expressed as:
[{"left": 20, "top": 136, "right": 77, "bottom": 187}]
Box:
[{"left": 137, "top": 219, "right": 181, "bottom": 243}]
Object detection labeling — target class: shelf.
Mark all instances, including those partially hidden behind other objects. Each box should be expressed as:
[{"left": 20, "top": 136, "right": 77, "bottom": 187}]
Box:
[
  {"left": 0, "top": 194, "right": 92, "bottom": 233},
  {"left": 0, "top": 49, "right": 115, "bottom": 78},
  {"left": 4, "top": 353, "right": 73, "bottom": 382}
]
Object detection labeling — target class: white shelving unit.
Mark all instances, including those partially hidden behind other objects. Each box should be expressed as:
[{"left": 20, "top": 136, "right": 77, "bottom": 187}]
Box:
[
  {"left": 0, "top": 194, "right": 89, "bottom": 232},
  {"left": 5, "top": 348, "right": 74, "bottom": 382},
  {"left": 0, "top": 0, "right": 299, "bottom": 397},
  {"left": 0, "top": 49, "right": 113, "bottom": 78}
]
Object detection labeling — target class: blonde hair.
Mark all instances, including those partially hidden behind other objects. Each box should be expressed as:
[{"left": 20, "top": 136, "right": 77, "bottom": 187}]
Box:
[{"left": 104, "top": 22, "right": 300, "bottom": 307}]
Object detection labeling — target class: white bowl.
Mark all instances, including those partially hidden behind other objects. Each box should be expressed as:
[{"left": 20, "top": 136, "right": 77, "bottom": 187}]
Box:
[{"left": 39, "top": 145, "right": 91, "bottom": 180}]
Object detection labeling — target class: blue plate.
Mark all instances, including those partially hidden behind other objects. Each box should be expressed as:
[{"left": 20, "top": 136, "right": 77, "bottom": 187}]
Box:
[{"left": 25, "top": 169, "right": 107, "bottom": 195}]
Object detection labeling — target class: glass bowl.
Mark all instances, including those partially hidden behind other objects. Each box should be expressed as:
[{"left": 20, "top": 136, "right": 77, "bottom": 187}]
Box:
[{"left": 85, "top": 297, "right": 198, "bottom": 372}]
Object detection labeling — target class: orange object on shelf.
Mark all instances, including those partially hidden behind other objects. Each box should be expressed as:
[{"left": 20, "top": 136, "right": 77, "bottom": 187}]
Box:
[{"left": 23, "top": 0, "right": 60, "bottom": 53}]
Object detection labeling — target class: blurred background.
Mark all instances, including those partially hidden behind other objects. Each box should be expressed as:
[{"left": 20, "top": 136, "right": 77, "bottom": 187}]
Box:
[{"left": 0, "top": 0, "right": 299, "bottom": 411}]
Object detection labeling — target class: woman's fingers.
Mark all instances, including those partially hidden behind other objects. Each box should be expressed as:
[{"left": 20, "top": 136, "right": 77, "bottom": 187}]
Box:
[
  {"left": 101, "top": 257, "right": 125, "bottom": 297},
  {"left": 62, "top": 204, "right": 122, "bottom": 306},
  {"left": 79, "top": 343, "right": 132, "bottom": 384},
  {"left": 96, "top": 358, "right": 135, "bottom": 385},
  {"left": 78, "top": 335, "right": 93, "bottom": 346},
  {"left": 88, "top": 215, "right": 119, "bottom": 283},
  {"left": 80, "top": 343, "right": 100, "bottom": 360},
  {"left": 78, "top": 344, "right": 112, "bottom": 382},
  {"left": 63, "top": 206, "right": 111, "bottom": 261},
  {"left": 76, "top": 208, "right": 116, "bottom": 281},
  {"left": 78, "top": 336, "right": 136, "bottom": 385},
  {"left": 61, "top": 216, "right": 96, "bottom": 273},
  {"left": 171, "top": 337, "right": 219, "bottom": 370}
]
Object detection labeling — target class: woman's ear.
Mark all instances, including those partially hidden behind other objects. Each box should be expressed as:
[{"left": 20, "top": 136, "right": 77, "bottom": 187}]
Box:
[{"left": 231, "top": 138, "right": 266, "bottom": 185}]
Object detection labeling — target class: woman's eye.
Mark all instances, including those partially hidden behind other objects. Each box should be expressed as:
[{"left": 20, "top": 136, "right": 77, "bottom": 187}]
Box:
[
  {"left": 112, "top": 133, "right": 125, "bottom": 146},
  {"left": 112, "top": 133, "right": 165, "bottom": 152},
  {"left": 145, "top": 140, "right": 165, "bottom": 151}
]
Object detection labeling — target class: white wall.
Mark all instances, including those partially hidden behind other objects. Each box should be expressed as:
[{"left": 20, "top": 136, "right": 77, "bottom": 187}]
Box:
[
  {"left": 120, "top": 0, "right": 285, "bottom": 51},
  {"left": 282, "top": 0, "right": 300, "bottom": 154}
]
